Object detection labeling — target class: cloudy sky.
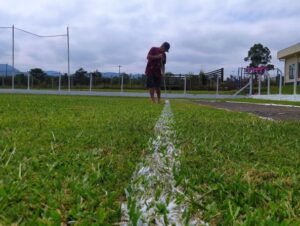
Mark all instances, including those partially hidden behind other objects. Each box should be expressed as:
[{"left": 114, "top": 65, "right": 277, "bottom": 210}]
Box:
[{"left": 1, "top": 0, "right": 300, "bottom": 76}]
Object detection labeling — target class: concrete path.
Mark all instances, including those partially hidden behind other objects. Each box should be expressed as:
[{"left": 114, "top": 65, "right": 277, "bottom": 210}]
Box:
[{"left": 196, "top": 100, "right": 300, "bottom": 121}]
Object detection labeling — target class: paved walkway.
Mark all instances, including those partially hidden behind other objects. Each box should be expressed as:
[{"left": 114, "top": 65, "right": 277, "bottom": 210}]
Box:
[{"left": 195, "top": 100, "right": 300, "bottom": 121}]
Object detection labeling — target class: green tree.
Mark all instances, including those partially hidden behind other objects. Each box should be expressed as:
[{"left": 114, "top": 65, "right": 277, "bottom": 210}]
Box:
[
  {"left": 74, "top": 68, "right": 88, "bottom": 85},
  {"left": 244, "top": 43, "right": 273, "bottom": 68},
  {"left": 75, "top": 68, "right": 87, "bottom": 79},
  {"left": 92, "top": 70, "right": 102, "bottom": 85},
  {"left": 30, "top": 68, "right": 46, "bottom": 81},
  {"left": 199, "top": 70, "right": 207, "bottom": 86}
]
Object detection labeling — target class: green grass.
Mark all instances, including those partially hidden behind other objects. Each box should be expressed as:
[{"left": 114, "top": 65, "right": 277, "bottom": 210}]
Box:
[
  {"left": 2, "top": 94, "right": 300, "bottom": 225},
  {"left": 0, "top": 94, "right": 163, "bottom": 225},
  {"left": 245, "top": 83, "right": 300, "bottom": 95},
  {"left": 172, "top": 100, "right": 300, "bottom": 225},
  {"left": 268, "top": 83, "right": 300, "bottom": 95}
]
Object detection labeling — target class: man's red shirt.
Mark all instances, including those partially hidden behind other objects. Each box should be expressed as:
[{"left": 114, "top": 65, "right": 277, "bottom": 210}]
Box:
[{"left": 145, "top": 47, "right": 166, "bottom": 77}]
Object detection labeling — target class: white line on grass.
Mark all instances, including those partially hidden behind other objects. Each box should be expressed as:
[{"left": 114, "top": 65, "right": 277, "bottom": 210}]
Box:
[{"left": 120, "top": 100, "right": 207, "bottom": 226}]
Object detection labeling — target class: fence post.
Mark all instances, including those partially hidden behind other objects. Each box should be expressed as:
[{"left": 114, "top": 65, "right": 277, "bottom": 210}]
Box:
[
  {"left": 249, "top": 74, "right": 253, "bottom": 95},
  {"left": 27, "top": 71, "right": 30, "bottom": 90},
  {"left": 267, "top": 73, "right": 270, "bottom": 95},
  {"left": 294, "top": 54, "right": 298, "bottom": 95},
  {"left": 58, "top": 74, "right": 61, "bottom": 91},
  {"left": 278, "top": 68, "right": 282, "bottom": 95},
  {"left": 216, "top": 75, "right": 219, "bottom": 95},
  {"left": 89, "top": 73, "right": 93, "bottom": 92},
  {"left": 121, "top": 73, "right": 124, "bottom": 92},
  {"left": 184, "top": 75, "right": 187, "bottom": 95},
  {"left": 258, "top": 74, "right": 261, "bottom": 95}
]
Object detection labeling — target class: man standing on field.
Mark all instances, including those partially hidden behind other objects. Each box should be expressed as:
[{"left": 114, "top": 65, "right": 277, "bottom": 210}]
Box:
[{"left": 145, "top": 42, "right": 170, "bottom": 103}]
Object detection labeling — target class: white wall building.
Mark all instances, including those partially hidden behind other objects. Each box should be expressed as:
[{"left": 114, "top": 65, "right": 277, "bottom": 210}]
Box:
[{"left": 277, "top": 42, "right": 300, "bottom": 84}]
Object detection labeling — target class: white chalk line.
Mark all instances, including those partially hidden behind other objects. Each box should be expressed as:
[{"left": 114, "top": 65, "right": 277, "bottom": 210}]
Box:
[{"left": 119, "top": 100, "right": 208, "bottom": 226}]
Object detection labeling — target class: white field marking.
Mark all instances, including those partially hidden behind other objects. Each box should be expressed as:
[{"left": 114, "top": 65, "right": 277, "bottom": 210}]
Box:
[
  {"left": 120, "top": 100, "right": 208, "bottom": 226},
  {"left": 256, "top": 116, "right": 275, "bottom": 121},
  {"left": 226, "top": 101, "right": 300, "bottom": 108}
]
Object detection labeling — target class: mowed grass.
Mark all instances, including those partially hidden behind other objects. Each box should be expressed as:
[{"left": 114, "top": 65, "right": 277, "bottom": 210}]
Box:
[
  {"left": 0, "top": 94, "right": 163, "bottom": 225},
  {"left": 172, "top": 100, "right": 300, "bottom": 225}
]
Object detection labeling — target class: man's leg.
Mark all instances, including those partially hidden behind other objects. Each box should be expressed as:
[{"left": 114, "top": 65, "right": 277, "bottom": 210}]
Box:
[
  {"left": 147, "top": 76, "right": 156, "bottom": 103},
  {"left": 149, "top": 88, "right": 155, "bottom": 103},
  {"left": 155, "top": 87, "right": 161, "bottom": 104}
]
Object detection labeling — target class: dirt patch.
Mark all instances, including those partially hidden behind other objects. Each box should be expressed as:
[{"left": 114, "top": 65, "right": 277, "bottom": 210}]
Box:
[{"left": 195, "top": 100, "right": 300, "bottom": 121}]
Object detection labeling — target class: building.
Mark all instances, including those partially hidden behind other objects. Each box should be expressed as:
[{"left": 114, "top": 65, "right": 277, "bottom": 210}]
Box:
[{"left": 277, "top": 42, "right": 300, "bottom": 84}]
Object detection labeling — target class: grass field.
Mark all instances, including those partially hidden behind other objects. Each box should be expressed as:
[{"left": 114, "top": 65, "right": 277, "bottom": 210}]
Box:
[
  {"left": 0, "top": 94, "right": 163, "bottom": 225},
  {"left": 1, "top": 94, "right": 300, "bottom": 225},
  {"left": 172, "top": 100, "right": 300, "bottom": 225}
]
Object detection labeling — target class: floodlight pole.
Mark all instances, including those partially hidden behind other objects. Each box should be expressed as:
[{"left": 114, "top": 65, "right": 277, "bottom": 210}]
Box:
[
  {"left": 67, "top": 26, "right": 70, "bottom": 92},
  {"left": 12, "top": 25, "right": 15, "bottom": 89}
]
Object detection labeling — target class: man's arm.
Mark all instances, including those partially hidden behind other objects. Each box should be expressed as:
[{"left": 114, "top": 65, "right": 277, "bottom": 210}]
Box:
[
  {"left": 161, "top": 53, "right": 166, "bottom": 75},
  {"left": 161, "top": 64, "right": 165, "bottom": 75},
  {"left": 147, "top": 48, "right": 162, "bottom": 61}
]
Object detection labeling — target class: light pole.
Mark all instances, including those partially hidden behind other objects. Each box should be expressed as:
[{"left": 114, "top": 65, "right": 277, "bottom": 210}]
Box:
[
  {"left": 67, "top": 27, "right": 70, "bottom": 92},
  {"left": 12, "top": 25, "right": 15, "bottom": 89},
  {"left": 1, "top": 25, "right": 69, "bottom": 91}
]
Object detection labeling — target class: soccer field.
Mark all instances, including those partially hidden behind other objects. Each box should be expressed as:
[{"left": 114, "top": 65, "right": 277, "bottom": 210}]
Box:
[{"left": 0, "top": 94, "right": 300, "bottom": 225}]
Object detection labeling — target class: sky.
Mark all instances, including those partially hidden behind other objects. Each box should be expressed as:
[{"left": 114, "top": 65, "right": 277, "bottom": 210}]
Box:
[{"left": 1, "top": 0, "right": 300, "bottom": 77}]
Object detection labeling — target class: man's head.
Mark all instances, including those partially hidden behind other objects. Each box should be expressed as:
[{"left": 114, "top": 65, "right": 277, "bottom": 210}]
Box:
[{"left": 161, "top": 42, "right": 170, "bottom": 52}]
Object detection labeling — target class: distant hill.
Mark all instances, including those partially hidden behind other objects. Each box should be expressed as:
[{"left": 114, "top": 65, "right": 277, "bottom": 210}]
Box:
[
  {"left": 0, "top": 64, "right": 20, "bottom": 76},
  {"left": 102, "top": 72, "right": 119, "bottom": 77},
  {"left": 0, "top": 65, "right": 144, "bottom": 78},
  {"left": 45, "top": 71, "right": 62, "bottom": 76},
  {"left": 102, "top": 72, "right": 144, "bottom": 78}
]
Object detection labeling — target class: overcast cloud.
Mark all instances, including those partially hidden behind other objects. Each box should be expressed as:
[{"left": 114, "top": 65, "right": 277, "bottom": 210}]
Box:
[{"left": 1, "top": 0, "right": 300, "bottom": 76}]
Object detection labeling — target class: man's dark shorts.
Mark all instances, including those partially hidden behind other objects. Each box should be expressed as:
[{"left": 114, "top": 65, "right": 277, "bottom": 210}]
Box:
[{"left": 146, "top": 75, "right": 161, "bottom": 88}]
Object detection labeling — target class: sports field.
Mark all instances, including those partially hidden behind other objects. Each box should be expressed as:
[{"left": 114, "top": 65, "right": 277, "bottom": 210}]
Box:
[{"left": 0, "top": 94, "right": 300, "bottom": 225}]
